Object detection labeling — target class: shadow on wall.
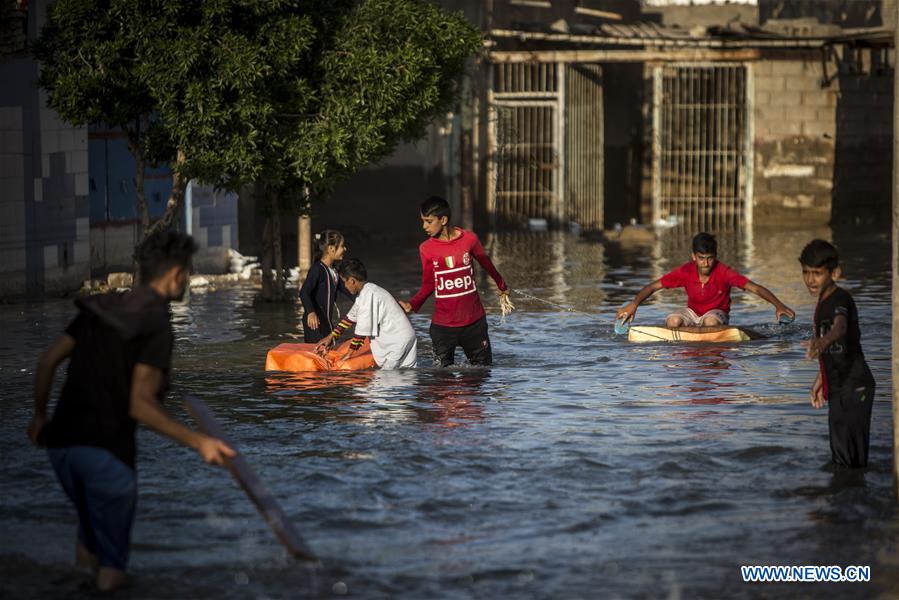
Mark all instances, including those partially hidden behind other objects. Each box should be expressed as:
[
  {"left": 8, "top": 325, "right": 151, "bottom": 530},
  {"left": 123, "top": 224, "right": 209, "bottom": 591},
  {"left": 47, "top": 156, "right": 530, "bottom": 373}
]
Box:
[
  {"left": 602, "top": 63, "right": 644, "bottom": 229},
  {"left": 255, "top": 164, "right": 446, "bottom": 270},
  {"left": 832, "top": 47, "right": 893, "bottom": 226},
  {"left": 309, "top": 165, "right": 445, "bottom": 263}
]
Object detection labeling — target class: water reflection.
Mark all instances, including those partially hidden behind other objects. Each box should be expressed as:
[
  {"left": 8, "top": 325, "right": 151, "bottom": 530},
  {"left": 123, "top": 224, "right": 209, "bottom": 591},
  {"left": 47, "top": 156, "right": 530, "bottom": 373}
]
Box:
[
  {"left": 264, "top": 368, "right": 492, "bottom": 429},
  {"left": 484, "top": 231, "right": 608, "bottom": 311},
  {"left": 668, "top": 345, "right": 734, "bottom": 405},
  {"left": 265, "top": 370, "right": 377, "bottom": 396},
  {"left": 410, "top": 369, "right": 490, "bottom": 428}
]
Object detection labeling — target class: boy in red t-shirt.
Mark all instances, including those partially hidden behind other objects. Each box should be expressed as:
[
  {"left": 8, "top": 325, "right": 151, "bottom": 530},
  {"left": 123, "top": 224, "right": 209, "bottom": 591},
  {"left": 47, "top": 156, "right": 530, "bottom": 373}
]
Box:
[
  {"left": 616, "top": 232, "right": 794, "bottom": 328},
  {"left": 399, "top": 196, "right": 510, "bottom": 366}
]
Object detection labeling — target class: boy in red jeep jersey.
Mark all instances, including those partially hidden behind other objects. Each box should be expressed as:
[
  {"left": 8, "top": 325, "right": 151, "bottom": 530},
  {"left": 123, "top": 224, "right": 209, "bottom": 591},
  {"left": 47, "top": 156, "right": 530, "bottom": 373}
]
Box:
[
  {"left": 616, "top": 232, "right": 794, "bottom": 328},
  {"left": 399, "top": 196, "right": 510, "bottom": 366}
]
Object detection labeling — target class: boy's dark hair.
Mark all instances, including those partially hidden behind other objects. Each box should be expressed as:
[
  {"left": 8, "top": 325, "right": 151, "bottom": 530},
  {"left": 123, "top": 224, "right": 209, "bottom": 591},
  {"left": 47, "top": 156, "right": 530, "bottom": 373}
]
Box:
[
  {"left": 338, "top": 258, "right": 367, "bottom": 282},
  {"left": 692, "top": 232, "right": 717, "bottom": 255},
  {"left": 312, "top": 229, "right": 344, "bottom": 262},
  {"left": 799, "top": 239, "right": 839, "bottom": 270},
  {"left": 420, "top": 195, "right": 451, "bottom": 220},
  {"left": 136, "top": 230, "right": 198, "bottom": 283}
]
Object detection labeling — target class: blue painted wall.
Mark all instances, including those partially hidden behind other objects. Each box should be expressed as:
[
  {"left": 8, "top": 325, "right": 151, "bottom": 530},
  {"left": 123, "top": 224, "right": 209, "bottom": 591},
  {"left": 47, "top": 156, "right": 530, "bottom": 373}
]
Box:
[{"left": 88, "top": 129, "right": 173, "bottom": 224}]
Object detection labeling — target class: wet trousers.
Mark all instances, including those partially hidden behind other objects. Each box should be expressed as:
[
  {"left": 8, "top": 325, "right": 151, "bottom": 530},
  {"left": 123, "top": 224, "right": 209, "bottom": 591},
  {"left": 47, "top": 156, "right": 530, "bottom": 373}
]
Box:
[{"left": 828, "top": 380, "right": 875, "bottom": 468}]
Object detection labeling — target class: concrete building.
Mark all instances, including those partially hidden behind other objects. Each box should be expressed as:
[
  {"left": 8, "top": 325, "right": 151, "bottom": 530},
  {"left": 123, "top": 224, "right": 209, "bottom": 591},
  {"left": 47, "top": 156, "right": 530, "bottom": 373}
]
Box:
[
  {"left": 480, "top": 0, "right": 894, "bottom": 232},
  {"left": 3, "top": 1, "right": 895, "bottom": 296},
  {"left": 305, "top": 0, "right": 895, "bottom": 250},
  {"left": 1, "top": 0, "right": 90, "bottom": 296},
  {"left": 0, "top": 1, "right": 238, "bottom": 297}
]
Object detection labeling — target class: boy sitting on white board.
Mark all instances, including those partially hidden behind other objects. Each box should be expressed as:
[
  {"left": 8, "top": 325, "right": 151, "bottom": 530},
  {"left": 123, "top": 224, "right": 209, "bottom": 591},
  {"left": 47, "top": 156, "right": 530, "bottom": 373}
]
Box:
[{"left": 616, "top": 232, "right": 794, "bottom": 327}]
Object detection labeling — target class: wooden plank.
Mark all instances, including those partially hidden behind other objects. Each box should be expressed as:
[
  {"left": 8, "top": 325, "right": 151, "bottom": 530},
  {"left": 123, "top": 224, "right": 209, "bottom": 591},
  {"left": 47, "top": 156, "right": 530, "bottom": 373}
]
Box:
[
  {"left": 184, "top": 396, "right": 317, "bottom": 562},
  {"left": 574, "top": 6, "right": 623, "bottom": 21}
]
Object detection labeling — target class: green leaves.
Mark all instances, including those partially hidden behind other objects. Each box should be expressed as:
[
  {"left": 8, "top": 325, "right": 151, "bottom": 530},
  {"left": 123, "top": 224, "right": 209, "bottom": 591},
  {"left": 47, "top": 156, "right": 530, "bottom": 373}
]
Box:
[
  {"left": 285, "top": 0, "right": 480, "bottom": 198},
  {"left": 35, "top": 0, "right": 479, "bottom": 213}
]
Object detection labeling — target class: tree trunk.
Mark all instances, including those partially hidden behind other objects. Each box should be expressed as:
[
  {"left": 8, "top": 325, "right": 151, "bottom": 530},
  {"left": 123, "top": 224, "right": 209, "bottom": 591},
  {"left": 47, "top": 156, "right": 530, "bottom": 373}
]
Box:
[
  {"left": 126, "top": 120, "right": 149, "bottom": 277},
  {"left": 260, "top": 184, "right": 274, "bottom": 301},
  {"left": 146, "top": 148, "right": 188, "bottom": 239},
  {"left": 270, "top": 187, "right": 285, "bottom": 299},
  {"left": 127, "top": 117, "right": 151, "bottom": 239}
]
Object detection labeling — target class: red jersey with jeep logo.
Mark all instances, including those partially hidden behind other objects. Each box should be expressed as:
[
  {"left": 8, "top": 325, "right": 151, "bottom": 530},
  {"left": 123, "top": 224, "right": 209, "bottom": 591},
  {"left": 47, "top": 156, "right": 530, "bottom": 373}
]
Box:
[
  {"left": 409, "top": 228, "right": 508, "bottom": 327},
  {"left": 659, "top": 260, "right": 748, "bottom": 315}
]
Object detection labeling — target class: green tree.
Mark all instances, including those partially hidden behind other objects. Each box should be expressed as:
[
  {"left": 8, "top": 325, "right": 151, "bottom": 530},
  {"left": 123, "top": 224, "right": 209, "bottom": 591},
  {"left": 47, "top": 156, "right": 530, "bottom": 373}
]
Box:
[
  {"left": 288, "top": 0, "right": 481, "bottom": 191},
  {"left": 273, "top": 0, "right": 481, "bottom": 298},
  {"left": 33, "top": 0, "right": 166, "bottom": 239},
  {"left": 135, "top": 0, "right": 318, "bottom": 297},
  {"left": 35, "top": 0, "right": 480, "bottom": 299}
]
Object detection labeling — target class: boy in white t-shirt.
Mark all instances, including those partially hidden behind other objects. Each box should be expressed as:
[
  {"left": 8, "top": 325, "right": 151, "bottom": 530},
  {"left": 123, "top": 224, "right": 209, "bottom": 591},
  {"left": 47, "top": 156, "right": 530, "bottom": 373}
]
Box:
[{"left": 315, "top": 259, "right": 417, "bottom": 370}]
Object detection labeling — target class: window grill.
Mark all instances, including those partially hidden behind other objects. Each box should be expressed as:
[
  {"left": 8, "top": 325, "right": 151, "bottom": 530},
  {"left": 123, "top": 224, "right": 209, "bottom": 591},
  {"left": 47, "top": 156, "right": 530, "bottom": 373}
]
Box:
[{"left": 652, "top": 64, "right": 752, "bottom": 231}]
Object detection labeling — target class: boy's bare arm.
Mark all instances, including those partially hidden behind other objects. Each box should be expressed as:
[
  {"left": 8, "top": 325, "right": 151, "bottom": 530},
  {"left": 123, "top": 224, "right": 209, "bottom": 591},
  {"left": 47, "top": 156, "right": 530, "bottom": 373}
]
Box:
[
  {"left": 810, "top": 371, "right": 826, "bottom": 408},
  {"left": 28, "top": 334, "right": 76, "bottom": 445},
  {"left": 616, "top": 280, "right": 664, "bottom": 322},
  {"left": 129, "top": 364, "right": 235, "bottom": 465},
  {"left": 314, "top": 334, "right": 334, "bottom": 355},
  {"left": 407, "top": 250, "right": 435, "bottom": 312},
  {"left": 744, "top": 281, "right": 795, "bottom": 320},
  {"left": 806, "top": 314, "right": 847, "bottom": 359},
  {"left": 471, "top": 239, "right": 508, "bottom": 292}
]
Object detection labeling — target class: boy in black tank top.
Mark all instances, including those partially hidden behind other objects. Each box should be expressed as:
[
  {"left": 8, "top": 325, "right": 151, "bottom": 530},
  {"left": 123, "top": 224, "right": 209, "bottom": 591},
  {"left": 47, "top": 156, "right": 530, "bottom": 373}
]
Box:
[
  {"left": 27, "top": 232, "right": 235, "bottom": 592},
  {"left": 800, "top": 240, "right": 876, "bottom": 468}
]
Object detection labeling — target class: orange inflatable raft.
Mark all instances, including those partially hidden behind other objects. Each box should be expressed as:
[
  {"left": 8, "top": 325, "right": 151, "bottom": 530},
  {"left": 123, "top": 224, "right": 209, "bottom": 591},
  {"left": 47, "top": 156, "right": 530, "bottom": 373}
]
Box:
[{"left": 265, "top": 339, "right": 376, "bottom": 372}]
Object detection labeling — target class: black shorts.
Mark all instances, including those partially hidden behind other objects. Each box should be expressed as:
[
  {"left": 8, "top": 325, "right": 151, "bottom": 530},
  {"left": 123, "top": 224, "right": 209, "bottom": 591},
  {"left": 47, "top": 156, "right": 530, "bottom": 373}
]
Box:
[{"left": 429, "top": 316, "right": 492, "bottom": 367}]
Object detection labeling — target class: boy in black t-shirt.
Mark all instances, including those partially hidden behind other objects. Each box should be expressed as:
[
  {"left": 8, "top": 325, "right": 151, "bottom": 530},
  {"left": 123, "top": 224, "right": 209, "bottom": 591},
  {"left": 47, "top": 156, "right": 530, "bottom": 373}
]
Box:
[
  {"left": 800, "top": 239, "right": 876, "bottom": 468},
  {"left": 27, "top": 231, "right": 235, "bottom": 592}
]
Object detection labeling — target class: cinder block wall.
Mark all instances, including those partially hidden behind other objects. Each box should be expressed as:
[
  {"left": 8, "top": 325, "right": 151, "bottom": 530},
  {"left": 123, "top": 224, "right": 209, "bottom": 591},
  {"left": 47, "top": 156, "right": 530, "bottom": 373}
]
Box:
[
  {"left": 752, "top": 56, "right": 837, "bottom": 226},
  {"left": 188, "top": 182, "right": 237, "bottom": 274},
  {"left": 37, "top": 100, "right": 91, "bottom": 293},
  {"left": 0, "top": 105, "right": 28, "bottom": 295},
  {"left": 0, "top": 1, "right": 91, "bottom": 297}
]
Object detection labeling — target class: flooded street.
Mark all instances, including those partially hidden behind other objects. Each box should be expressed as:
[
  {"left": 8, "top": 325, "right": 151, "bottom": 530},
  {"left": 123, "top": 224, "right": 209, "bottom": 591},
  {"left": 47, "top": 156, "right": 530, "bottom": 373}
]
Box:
[{"left": 0, "top": 226, "right": 895, "bottom": 598}]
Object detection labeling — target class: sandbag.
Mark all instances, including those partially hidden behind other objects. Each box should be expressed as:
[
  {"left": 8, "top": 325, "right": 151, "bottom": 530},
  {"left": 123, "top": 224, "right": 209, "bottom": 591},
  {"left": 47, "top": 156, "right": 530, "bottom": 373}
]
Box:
[{"left": 265, "top": 339, "right": 376, "bottom": 372}]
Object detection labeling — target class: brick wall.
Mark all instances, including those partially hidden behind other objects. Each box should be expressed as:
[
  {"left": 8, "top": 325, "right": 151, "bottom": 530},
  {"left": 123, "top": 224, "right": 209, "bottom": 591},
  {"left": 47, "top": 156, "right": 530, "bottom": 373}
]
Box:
[
  {"left": 752, "top": 49, "right": 893, "bottom": 227},
  {"left": 752, "top": 56, "right": 838, "bottom": 225}
]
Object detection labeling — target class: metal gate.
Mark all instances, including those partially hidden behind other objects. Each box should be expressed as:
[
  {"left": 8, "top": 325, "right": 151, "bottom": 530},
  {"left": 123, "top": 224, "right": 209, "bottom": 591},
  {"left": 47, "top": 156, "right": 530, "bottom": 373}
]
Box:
[
  {"left": 566, "top": 64, "right": 604, "bottom": 230},
  {"left": 489, "top": 62, "right": 561, "bottom": 228},
  {"left": 652, "top": 64, "right": 752, "bottom": 230},
  {"left": 488, "top": 61, "right": 605, "bottom": 230}
]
